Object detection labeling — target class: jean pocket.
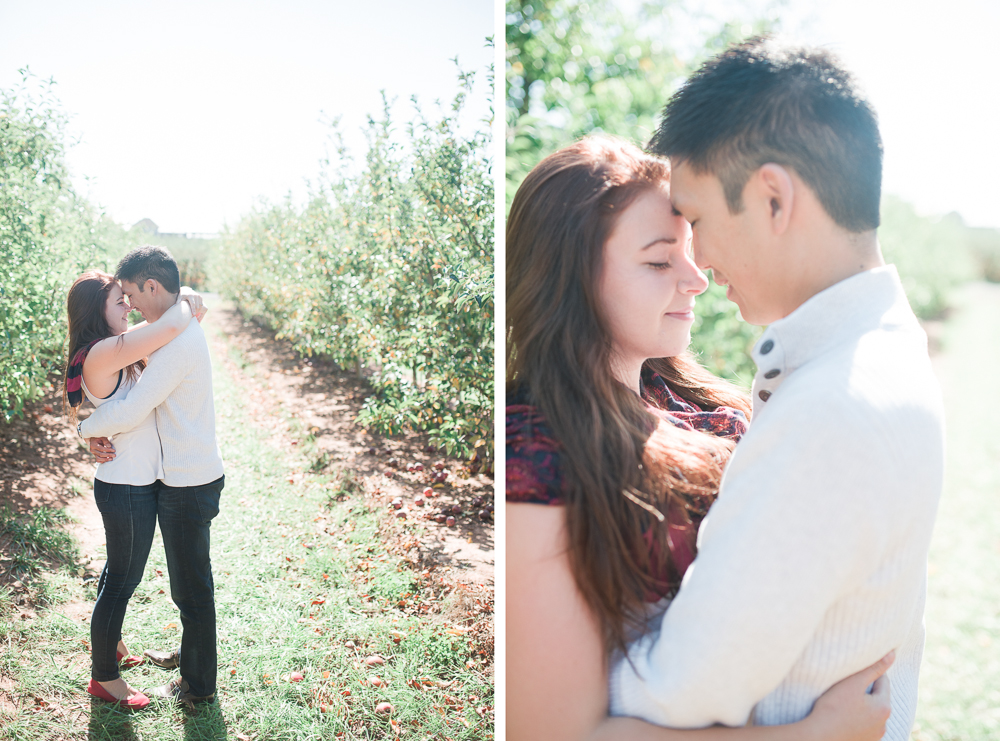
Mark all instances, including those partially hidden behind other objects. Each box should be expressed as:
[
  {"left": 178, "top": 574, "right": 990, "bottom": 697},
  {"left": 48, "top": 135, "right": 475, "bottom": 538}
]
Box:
[
  {"left": 194, "top": 485, "right": 221, "bottom": 523},
  {"left": 94, "top": 479, "right": 113, "bottom": 506}
]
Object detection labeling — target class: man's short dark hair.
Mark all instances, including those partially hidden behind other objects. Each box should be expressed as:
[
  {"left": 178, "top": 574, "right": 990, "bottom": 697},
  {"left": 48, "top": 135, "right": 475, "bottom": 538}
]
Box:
[
  {"left": 650, "top": 36, "right": 882, "bottom": 232},
  {"left": 115, "top": 244, "right": 181, "bottom": 294}
]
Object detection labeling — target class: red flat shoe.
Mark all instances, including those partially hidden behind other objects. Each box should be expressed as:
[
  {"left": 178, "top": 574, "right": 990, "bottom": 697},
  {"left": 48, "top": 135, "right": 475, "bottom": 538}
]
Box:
[
  {"left": 117, "top": 650, "right": 145, "bottom": 669},
  {"left": 87, "top": 678, "right": 150, "bottom": 709}
]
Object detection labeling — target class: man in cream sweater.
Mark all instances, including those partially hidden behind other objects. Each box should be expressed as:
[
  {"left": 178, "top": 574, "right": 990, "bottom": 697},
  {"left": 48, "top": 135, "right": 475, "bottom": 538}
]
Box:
[
  {"left": 608, "top": 39, "right": 944, "bottom": 737},
  {"left": 81, "top": 245, "right": 225, "bottom": 706}
]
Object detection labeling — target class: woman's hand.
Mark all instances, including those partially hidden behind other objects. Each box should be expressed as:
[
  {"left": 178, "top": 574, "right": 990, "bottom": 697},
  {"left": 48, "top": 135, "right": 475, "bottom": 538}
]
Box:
[
  {"left": 178, "top": 287, "right": 204, "bottom": 316},
  {"left": 802, "top": 652, "right": 893, "bottom": 741},
  {"left": 88, "top": 437, "right": 116, "bottom": 463}
]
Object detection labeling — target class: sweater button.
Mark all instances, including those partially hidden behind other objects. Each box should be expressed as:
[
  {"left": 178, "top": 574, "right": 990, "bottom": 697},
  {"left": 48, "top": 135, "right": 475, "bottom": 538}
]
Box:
[
  {"left": 759, "top": 390, "right": 772, "bottom": 402},
  {"left": 764, "top": 368, "right": 781, "bottom": 379},
  {"left": 760, "top": 339, "right": 774, "bottom": 354}
]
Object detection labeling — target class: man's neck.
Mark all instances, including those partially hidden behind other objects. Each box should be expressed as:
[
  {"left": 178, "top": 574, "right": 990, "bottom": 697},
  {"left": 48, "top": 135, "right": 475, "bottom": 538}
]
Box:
[
  {"left": 779, "top": 229, "right": 883, "bottom": 320},
  {"left": 146, "top": 292, "right": 180, "bottom": 323}
]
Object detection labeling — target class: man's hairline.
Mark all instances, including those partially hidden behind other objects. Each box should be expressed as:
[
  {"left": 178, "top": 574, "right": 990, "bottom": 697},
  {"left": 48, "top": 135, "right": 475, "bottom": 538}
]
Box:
[
  {"left": 667, "top": 150, "right": 847, "bottom": 220},
  {"left": 661, "top": 152, "right": 752, "bottom": 217},
  {"left": 118, "top": 276, "right": 178, "bottom": 297}
]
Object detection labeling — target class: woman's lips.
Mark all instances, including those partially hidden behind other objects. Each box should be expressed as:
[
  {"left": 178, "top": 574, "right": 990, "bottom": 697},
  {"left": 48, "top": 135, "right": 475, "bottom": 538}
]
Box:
[{"left": 665, "top": 309, "right": 695, "bottom": 321}]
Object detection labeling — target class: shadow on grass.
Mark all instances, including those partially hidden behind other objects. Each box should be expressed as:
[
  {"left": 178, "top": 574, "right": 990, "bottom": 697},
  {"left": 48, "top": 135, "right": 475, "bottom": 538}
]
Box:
[
  {"left": 184, "top": 701, "right": 228, "bottom": 740},
  {"left": 87, "top": 697, "right": 140, "bottom": 740},
  {"left": 86, "top": 698, "right": 228, "bottom": 740}
]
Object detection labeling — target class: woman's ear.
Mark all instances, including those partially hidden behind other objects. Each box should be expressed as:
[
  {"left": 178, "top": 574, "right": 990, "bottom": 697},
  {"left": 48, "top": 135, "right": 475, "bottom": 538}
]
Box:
[{"left": 754, "top": 163, "right": 795, "bottom": 236}]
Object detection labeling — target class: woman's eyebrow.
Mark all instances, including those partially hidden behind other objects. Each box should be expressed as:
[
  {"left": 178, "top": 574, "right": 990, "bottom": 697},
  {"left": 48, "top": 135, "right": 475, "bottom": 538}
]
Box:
[{"left": 641, "top": 237, "right": 678, "bottom": 250}]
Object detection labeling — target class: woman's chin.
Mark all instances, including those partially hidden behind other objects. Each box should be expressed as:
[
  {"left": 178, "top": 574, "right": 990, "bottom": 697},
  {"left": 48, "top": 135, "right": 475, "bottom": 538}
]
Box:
[{"left": 660, "top": 338, "right": 692, "bottom": 359}]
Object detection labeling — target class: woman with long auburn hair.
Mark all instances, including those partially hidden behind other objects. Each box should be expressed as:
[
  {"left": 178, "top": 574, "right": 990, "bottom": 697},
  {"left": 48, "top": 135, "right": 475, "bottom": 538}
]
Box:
[
  {"left": 506, "top": 137, "right": 893, "bottom": 740},
  {"left": 64, "top": 268, "right": 205, "bottom": 709}
]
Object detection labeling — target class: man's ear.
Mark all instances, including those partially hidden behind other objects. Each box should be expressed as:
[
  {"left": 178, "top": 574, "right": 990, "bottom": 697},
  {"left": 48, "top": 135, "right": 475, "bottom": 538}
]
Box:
[
  {"left": 145, "top": 278, "right": 158, "bottom": 295},
  {"left": 754, "top": 163, "right": 794, "bottom": 236}
]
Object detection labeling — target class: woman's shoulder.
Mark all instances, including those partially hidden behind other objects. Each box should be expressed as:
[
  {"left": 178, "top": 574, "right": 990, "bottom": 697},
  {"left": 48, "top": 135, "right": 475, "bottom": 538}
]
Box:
[{"left": 506, "top": 388, "right": 565, "bottom": 506}]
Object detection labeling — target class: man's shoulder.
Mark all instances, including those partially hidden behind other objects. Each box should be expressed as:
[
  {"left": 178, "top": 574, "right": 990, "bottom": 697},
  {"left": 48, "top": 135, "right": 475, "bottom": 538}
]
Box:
[
  {"left": 756, "top": 332, "right": 942, "bottom": 459},
  {"left": 178, "top": 317, "right": 208, "bottom": 342},
  {"left": 150, "top": 319, "right": 209, "bottom": 358}
]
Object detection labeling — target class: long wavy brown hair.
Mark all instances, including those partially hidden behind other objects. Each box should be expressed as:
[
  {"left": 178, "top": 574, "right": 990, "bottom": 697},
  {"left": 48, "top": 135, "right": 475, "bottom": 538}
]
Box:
[
  {"left": 507, "top": 137, "right": 752, "bottom": 657},
  {"left": 64, "top": 270, "right": 145, "bottom": 418}
]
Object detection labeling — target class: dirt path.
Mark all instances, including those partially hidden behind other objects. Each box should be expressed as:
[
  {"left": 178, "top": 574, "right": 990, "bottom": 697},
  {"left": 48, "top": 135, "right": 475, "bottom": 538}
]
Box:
[
  {"left": 205, "top": 299, "right": 495, "bottom": 587},
  {"left": 913, "top": 281, "right": 1000, "bottom": 739},
  {"left": 0, "top": 389, "right": 106, "bottom": 624}
]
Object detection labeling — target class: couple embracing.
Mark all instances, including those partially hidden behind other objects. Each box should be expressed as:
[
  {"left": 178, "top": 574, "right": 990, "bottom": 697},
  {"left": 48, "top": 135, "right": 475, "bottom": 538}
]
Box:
[
  {"left": 65, "top": 245, "right": 224, "bottom": 709},
  {"left": 507, "top": 38, "right": 943, "bottom": 740}
]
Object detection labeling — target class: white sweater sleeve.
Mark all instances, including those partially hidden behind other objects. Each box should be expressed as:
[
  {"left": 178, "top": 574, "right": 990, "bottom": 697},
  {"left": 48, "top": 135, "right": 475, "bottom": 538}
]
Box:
[
  {"left": 80, "top": 337, "right": 192, "bottom": 439},
  {"left": 609, "top": 396, "right": 891, "bottom": 727}
]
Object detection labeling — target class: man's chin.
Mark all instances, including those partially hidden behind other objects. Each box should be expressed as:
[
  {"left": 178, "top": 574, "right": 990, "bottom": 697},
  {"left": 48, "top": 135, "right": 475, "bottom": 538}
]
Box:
[
  {"left": 726, "top": 293, "right": 759, "bottom": 325},
  {"left": 733, "top": 303, "right": 774, "bottom": 327}
]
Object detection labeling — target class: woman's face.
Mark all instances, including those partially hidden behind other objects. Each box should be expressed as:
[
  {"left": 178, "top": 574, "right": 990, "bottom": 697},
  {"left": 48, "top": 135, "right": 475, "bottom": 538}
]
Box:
[
  {"left": 104, "top": 282, "right": 130, "bottom": 335},
  {"left": 598, "top": 185, "right": 709, "bottom": 374}
]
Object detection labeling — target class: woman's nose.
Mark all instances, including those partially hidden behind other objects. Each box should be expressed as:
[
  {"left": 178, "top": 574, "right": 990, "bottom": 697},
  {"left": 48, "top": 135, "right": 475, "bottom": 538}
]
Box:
[{"left": 680, "top": 255, "right": 710, "bottom": 295}]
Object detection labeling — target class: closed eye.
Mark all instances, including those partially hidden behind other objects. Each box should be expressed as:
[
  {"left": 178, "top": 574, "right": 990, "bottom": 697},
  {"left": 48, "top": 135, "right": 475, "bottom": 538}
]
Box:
[{"left": 647, "top": 262, "right": 672, "bottom": 271}]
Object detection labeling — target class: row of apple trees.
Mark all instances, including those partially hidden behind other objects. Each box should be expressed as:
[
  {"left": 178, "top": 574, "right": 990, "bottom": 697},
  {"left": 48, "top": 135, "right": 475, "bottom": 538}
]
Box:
[
  {"left": 211, "top": 73, "right": 494, "bottom": 468},
  {"left": 0, "top": 74, "right": 138, "bottom": 421}
]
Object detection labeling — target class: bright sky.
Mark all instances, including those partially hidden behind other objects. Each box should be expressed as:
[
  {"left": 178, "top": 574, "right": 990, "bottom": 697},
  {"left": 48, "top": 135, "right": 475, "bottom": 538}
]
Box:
[
  {"left": 0, "top": 0, "right": 493, "bottom": 234},
  {"left": 671, "top": 0, "right": 1000, "bottom": 229}
]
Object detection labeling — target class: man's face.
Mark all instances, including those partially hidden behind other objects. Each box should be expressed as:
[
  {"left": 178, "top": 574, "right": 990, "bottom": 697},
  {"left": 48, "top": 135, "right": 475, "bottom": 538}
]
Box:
[
  {"left": 669, "top": 161, "right": 781, "bottom": 326},
  {"left": 120, "top": 279, "right": 152, "bottom": 321}
]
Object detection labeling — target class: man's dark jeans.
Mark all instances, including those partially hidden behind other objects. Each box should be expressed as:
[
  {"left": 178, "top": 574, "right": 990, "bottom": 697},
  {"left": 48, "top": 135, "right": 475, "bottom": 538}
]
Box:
[
  {"left": 158, "top": 475, "right": 224, "bottom": 698},
  {"left": 91, "top": 480, "right": 159, "bottom": 681}
]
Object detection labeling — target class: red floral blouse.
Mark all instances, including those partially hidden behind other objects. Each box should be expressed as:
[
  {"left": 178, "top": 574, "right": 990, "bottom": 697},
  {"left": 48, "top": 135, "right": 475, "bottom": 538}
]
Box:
[{"left": 506, "top": 366, "right": 748, "bottom": 601}]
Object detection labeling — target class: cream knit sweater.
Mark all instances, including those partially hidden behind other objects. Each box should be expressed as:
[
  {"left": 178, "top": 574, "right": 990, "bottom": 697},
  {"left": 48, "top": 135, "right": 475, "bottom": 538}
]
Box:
[
  {"left": 609, "top": 266, "right": 944, "bottom": 739},
  {"left": 80, "top": 320, "right": 224, "bottom": 488}
]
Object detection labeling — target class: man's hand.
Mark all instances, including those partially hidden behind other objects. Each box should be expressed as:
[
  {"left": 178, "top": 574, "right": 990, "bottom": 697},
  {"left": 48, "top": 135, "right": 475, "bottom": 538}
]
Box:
[{"left": 88, "top": 437, "right": 116, "bottom": 463}]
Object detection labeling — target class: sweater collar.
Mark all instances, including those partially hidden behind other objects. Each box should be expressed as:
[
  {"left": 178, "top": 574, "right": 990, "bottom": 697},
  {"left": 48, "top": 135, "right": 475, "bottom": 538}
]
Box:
[{"left": 748, "top": 265, "right": 915, "bottom": 411}]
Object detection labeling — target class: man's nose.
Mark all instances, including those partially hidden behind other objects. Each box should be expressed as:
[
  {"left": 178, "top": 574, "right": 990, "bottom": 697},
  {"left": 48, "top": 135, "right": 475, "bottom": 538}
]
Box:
[{"left": 691, "top": 233, "right": 709, "bottom": 271}]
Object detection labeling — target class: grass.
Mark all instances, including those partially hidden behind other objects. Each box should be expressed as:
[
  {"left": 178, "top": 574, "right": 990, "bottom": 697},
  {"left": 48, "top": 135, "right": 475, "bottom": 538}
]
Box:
[
  {"left": 912, "top": 282, "right": 1000, "bottom": 739},
  {"left": 0, "top": 505, "right": 79, "bottom": 578},
  {"left": 0, "top": 306, "right": 493, "bottom": 740}
]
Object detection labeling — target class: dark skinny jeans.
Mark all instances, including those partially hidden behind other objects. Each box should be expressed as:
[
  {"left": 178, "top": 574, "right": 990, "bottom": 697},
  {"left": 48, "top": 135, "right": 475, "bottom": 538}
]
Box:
[
  {"left": 91, "top": 480, "right": 159, "bottom": 682},
  {"left": 158, "top": 475, "right": 224, "bottom": 698},
  {"left": 91, "top": 475, "right": 223, "bottom": 696}
]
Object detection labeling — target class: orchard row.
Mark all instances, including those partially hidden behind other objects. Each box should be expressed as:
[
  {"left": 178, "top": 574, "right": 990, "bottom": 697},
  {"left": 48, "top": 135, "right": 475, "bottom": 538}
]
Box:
[
  {"left": 211, "top": 82, "right": 494, "bottom": 466},
  {"left": 1, "top": 75, "right": 140, "bottom": 421}
]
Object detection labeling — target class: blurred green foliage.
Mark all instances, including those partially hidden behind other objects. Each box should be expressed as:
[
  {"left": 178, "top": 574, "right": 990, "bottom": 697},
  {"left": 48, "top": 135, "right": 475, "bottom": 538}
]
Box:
[
  {"left": 0, "top": 72, "right": 139, "bottom": 421},
  {"left": 211, "top": 64, "right": 494, "bottom": 466},
  {"left": 964, "top": 223, "right": 1000, "bottom": 284},
  {"left": 506, "top": 0, "right": 998, "bottom": 387},
  {"left": 506, "top": 0, "right": 771, "bottom": 384},
  {"left": 140, "top": 233, "right": 216, "bottom": 291},
  {"left": 506, "top": 0, "right": 777, "bottom": 207},
  {"left": 879, "top": 196, "right": 978, "bottom": 319}
]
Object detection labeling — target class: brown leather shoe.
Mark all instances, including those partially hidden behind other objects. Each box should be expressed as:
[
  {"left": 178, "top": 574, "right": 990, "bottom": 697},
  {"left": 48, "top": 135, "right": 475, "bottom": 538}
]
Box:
[
  {"left": 143, "top": 647, "right": 180, "bottom": 670},
  {"left": 145, "top": 677, "right": 215, "bottom": 709}
]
